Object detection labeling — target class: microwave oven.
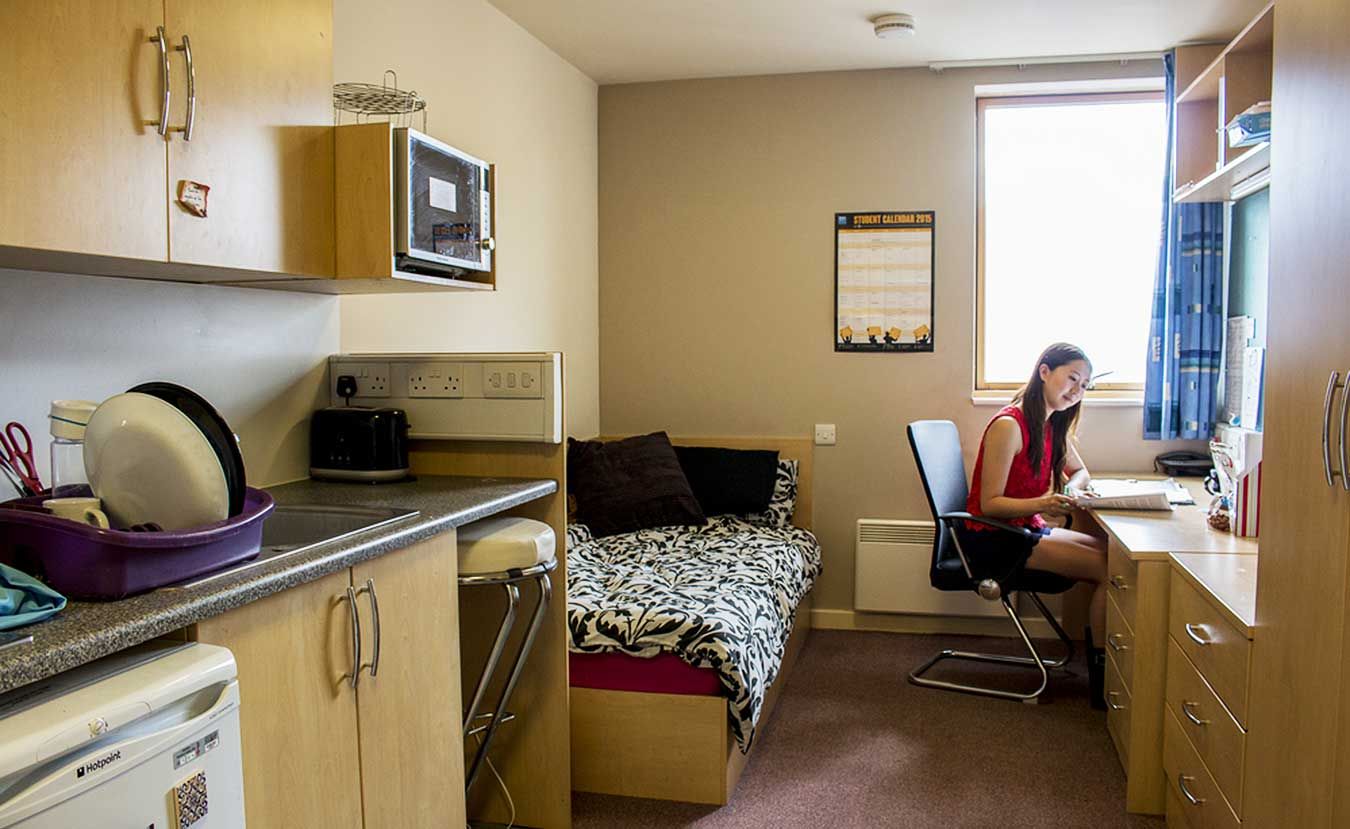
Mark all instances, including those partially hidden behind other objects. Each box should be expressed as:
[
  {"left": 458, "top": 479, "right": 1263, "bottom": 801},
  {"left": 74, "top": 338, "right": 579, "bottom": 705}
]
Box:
[{"left": 393, "top": 127, "right": 493, "bottom": 276}]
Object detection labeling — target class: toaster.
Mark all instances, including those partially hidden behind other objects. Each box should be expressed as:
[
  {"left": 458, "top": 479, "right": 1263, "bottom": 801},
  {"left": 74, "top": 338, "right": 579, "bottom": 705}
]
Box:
[{"left": 310, "top": 406, "right": 411, "bottom": 482}]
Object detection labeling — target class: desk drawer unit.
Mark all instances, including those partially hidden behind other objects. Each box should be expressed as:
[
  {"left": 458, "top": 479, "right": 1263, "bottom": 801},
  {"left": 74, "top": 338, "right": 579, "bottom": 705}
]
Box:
[
  {"left": 1169, "top": 576, "right": 1252, "bottom": 726},
  {"left": 1164, "top": 707, "right": 1241, "bottom": 829},
  {"left": 1105, "top": 650, "right": 1132, "bottom": 768},
  {"left": 1166, "top": 638, "right": 1246, "bottom": 817},
  {"left": 1107, "top": 541, "right": 1139, "bottom": 629},
  {"left": 1105, "top": 594, "right": 1136, "bottom": 690}
]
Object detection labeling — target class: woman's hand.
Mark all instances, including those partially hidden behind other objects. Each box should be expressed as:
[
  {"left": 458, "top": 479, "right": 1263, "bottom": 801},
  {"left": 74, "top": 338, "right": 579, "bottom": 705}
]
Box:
[{"left": 1034, "top": 493, "right": 1077, "bottom": 516}]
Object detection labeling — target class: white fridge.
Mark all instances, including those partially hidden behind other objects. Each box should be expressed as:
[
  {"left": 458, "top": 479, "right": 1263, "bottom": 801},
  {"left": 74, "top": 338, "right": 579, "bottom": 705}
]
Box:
[{"left": 0, "top": 641, "right": 245, "bottom": 828}]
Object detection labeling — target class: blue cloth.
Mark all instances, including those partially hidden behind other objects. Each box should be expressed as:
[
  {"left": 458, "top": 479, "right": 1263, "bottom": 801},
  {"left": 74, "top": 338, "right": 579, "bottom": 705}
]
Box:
[
  {"left": 1145, "top": 51, "right": 1224, "bottom": 440},
  {"left": 0, "top": 563, "right": 67, "bottom": 630}
]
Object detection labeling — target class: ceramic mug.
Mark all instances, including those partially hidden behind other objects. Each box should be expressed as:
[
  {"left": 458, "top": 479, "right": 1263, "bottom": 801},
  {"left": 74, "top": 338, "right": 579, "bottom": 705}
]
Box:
[{"left": 42, "top": 497, "right": 111, "bottom": 529}]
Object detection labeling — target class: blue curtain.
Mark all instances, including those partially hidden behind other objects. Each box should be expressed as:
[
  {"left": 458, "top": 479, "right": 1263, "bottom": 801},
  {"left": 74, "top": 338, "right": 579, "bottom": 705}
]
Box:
[{"left": 1144, "top": 51, "right": 1224, "bottom": 440}]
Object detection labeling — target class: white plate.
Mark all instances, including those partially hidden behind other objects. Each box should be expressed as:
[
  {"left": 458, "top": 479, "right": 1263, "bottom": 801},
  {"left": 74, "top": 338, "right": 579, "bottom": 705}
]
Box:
[{"left": 84, "top": 393, "right": 229, "bottom": 531}]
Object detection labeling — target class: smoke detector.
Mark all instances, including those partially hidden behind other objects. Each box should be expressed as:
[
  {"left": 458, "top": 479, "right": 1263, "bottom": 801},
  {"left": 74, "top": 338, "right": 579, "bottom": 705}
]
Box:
[{"left": 873, "top": 13, "right": 916, "bottom": 39}]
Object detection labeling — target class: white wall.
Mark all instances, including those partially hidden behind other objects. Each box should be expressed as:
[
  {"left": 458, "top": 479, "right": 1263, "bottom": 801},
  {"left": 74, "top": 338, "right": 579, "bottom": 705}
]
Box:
[
  {"left": 0, "top": 271, "right": 337, "bottom": 489},
  {"left": 333, "top": 0, "right": 601, "bottom": 437}
]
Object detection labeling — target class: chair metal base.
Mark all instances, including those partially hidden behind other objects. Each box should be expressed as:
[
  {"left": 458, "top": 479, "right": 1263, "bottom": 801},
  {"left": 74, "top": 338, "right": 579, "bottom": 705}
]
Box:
[{"left": 907, "top": 591, "right": 1076, "bottom": 703}]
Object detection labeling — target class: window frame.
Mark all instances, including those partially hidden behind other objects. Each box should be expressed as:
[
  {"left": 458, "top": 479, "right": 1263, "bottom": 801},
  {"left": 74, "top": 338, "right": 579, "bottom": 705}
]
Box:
[{"left": 975, "top": 90, "right": 1165, "bottom": 394}]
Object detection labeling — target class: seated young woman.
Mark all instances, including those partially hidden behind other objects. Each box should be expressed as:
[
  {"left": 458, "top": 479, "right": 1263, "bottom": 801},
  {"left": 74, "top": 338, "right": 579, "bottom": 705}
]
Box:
[{"left": 959, "top": 341, "right": 1109, "bottom": 708}]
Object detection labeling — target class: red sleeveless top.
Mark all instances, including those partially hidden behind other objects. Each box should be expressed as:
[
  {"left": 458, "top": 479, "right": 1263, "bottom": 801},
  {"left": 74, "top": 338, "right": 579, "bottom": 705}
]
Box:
[{"left": 966, "top": 404, "right": 1053, "bottom": 532}]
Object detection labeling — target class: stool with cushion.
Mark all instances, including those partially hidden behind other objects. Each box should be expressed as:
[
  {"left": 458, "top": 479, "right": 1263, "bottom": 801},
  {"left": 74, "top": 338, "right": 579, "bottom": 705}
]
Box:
[
  {"left": 457, "top": 516, "right": 557, "bottom": 792},
  {"left": 906, "top": 419, "right": 1076, "bottom": 703}
]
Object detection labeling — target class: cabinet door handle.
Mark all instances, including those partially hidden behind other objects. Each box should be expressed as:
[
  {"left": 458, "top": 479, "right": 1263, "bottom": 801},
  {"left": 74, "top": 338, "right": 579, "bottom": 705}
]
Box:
[
  {"left": 1107, "top": 633, "right": 1129, "bottom": 652},
  {"left": 1109, "top": 575, "right": 1129, "bottom": 591},
  {"left": 339, "top": 586, "right": 361, "bottom": 688},
  {"left": 1184, "top": 623, "right": 1211, "bottom": 646},
  {"left": 1178, "top": 774, "right": 1205, "bottom": 806},
  {"left": 1341, "top": 368, "right": 1350, "bottom": 491},
  {"left": 145, "top": 26, "right": 171, "bottom": 136},
  {"left": 1324, "top": 371, "right": 1342, "bottom": 487},
  {"left": 169, "top": 34, "right": 196, "bottom": 141},
  {"left": 1182, "top": 700, "right": 1210, "bottom": 726},
  {"left": 1107, "top": 690, "right": 1127, "bottom": 711},
  {"left": 357, "top": 578, "right": 381, "bottom": 678}
]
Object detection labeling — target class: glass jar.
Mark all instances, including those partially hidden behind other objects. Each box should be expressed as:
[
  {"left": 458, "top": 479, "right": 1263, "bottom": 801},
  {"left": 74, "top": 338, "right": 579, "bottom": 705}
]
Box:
[{"left": 48, "top": 400, "right": 97, "bottom": 499}]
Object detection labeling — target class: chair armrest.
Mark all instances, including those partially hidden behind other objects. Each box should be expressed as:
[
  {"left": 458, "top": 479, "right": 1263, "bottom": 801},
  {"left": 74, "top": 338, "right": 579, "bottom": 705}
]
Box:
[{"left": 938, "top": 512, "right": 1035, "bottom": 540}]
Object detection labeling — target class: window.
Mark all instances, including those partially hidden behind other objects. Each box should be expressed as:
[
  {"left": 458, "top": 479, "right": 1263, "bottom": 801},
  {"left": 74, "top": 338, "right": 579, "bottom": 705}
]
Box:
[{"left": 977, "top": 92, "right": 1166, "bottom": 392}]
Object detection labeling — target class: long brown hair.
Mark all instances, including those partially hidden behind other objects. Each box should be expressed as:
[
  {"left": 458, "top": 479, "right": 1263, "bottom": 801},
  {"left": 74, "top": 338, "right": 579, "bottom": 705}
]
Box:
[{"left": 1011, "top": 342, "right": 1091, "bottom": 490}]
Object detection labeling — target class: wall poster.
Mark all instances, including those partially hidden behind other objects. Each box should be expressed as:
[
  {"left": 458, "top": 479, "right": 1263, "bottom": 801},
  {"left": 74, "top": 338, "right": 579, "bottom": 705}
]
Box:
[{"left": 834, "top": 211, "right": 935, "bottom": 352}]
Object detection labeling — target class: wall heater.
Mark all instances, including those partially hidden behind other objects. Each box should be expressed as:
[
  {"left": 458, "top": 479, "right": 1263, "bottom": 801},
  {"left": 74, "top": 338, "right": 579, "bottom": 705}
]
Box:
[{"left": 853, "top": 519, "right": 1005, "bottom": 617}]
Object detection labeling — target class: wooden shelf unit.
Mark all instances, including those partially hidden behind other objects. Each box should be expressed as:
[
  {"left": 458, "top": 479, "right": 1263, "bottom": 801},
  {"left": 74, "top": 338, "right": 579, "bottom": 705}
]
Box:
[{"left": 1172, "top": 2, "right": 1274, "bottom": 203}]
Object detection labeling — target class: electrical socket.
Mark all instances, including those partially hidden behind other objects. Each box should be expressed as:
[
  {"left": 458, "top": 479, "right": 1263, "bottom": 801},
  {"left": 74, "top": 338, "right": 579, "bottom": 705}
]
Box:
[
  {"left": 483, "top": 362, "right": 543, "bottom": 399},
  {"left": 407, "top": 362, "right": 463, "bottom": 398},
  {"left": 333, "top": 362, "right": 390, "bottom": 398}
]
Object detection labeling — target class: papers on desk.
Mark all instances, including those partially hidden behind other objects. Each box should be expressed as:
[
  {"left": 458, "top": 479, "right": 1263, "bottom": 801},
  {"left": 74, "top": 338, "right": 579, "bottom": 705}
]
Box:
[{"left": 1066, "top": 478, "right": 1194, "bottom": 511}]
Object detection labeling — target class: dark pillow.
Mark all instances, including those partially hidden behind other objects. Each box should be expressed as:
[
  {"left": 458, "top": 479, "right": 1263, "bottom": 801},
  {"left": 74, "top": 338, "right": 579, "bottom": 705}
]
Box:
[
  {"left": 673, "top": 446, "right": 780, "bottom": 516},
  {"left": 567, "top": 432, "right": 706, "bottom": 537}
]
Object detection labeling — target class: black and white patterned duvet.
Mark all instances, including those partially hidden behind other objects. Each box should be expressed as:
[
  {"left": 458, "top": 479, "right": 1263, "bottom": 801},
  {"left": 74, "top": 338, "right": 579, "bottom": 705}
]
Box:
[{"left": 566, "top": 516, "right": 822, "bottom": 752}]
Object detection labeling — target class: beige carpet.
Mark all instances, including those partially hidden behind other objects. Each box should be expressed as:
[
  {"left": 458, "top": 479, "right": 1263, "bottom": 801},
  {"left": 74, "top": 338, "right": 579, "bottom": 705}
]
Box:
[{"left": 573, "top": 629, "right": 1167, "bottom": 828}]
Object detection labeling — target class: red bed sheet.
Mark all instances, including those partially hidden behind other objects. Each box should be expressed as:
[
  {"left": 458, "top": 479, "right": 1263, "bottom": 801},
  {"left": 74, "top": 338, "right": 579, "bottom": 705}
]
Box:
[{"left": 569, "top": 651, "right": 723, "bottom": 696}]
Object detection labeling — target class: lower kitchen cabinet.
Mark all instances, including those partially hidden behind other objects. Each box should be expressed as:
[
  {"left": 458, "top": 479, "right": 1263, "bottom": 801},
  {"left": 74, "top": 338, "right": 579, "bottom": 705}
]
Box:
[{"left": 191, "top": 530, "right": 463, "bottom": 828}]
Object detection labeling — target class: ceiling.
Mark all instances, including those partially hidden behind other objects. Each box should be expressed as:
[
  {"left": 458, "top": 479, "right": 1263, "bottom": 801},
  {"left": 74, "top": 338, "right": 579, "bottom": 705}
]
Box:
[{"left": 485, "top": 0, "right": 1268, "bottom": 85}]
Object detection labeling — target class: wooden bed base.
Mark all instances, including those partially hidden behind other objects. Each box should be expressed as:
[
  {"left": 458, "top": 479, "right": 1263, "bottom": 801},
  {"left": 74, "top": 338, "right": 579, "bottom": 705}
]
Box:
[{"left": 569, "top": 592, "right": 813, "bottom": 805}]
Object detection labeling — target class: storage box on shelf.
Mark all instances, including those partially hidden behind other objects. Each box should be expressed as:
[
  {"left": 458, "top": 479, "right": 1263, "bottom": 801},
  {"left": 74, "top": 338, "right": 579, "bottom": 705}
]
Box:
[{"left": 1172, "top": 3, "right": 1273, "bottom": 204}]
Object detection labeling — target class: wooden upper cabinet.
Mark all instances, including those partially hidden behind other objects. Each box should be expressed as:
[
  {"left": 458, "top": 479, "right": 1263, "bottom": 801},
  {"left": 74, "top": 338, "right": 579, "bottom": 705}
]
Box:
[
  {"left": 0, "top": 1, "right": 167, "bottom": 260},
  {"left": 164, "top": 0, "right": 334, "bottom": 276}
]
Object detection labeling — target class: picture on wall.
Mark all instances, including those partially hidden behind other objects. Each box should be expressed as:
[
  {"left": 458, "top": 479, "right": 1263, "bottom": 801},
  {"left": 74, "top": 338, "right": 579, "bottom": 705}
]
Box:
[{"left": 834, "top": 211, "right": 935, "bottom": 352}]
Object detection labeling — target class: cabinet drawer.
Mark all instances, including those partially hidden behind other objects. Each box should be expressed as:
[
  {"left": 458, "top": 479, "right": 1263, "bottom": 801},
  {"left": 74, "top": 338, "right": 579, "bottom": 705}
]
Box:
[
  {"left": 1105, "top": 594, "right": 1136, "bottom": 691},
  {"left": 1107, "top": 541, "right": 1139, "bottom": 630},
  {"left": 1105, "top": 649, "right": 1132, "bottom": 768},
  {"left": 1169, "top": 575, "right": 1252, "bottom": 726},
  {"left": 1166, "top": 637, "right": 1246, "bottom": 816},
  {"left": 1167, "top": 783, "right": 1194, "bottom": 829},
  {"left": 1164, "top": 708, "right": 1240, "bottom": 829}
]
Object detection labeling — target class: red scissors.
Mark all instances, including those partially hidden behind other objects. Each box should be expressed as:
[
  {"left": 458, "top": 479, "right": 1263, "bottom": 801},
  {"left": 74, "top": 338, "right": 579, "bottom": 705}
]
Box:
[{"left": 0, "top": 422, "right": 42, "bottom": 495}]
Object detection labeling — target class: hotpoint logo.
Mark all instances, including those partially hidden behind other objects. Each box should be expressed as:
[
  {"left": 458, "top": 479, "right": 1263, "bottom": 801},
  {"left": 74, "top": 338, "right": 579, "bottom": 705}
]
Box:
[{"left": 75, "top": 750, "right": 122, "bottom": 778}]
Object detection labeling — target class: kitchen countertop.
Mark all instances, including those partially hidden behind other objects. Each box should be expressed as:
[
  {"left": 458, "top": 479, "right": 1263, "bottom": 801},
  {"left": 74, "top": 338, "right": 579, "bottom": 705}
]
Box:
[{"left": 0, "top": 475, "right": 556, "bottom": 695}]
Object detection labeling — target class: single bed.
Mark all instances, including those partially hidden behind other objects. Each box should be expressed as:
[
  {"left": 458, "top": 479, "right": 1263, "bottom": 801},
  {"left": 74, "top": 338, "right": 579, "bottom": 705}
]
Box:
[{"left": 567, "top": 436, "right": 818, "bottom": 805}]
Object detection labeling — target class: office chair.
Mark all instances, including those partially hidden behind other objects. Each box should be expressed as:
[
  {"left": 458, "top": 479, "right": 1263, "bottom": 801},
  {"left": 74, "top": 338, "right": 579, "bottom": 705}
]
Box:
[{"left": 906, "top": 419, "right": 1076, "bottom": 703}]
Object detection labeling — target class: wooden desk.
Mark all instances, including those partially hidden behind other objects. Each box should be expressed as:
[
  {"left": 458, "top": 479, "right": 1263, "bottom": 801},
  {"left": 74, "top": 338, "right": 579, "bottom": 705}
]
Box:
[{"left": 1078, "top": 478, "right": 1257, "bottom": 816}]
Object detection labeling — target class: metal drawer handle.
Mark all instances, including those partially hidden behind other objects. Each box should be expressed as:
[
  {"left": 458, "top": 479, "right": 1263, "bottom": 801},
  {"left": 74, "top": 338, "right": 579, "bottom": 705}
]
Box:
[
  {"left": 1184, "top": 623, "right": 1211, "bottom": 646},
  {"left": 1107, "top": 690, "right": 1127, "bottom": 711},
  {"left": 356, "top": 578, "right": 382, "bottom": 678},
  {"left": 1182, "top": 700, "right": 1210, "bottom": 727},
  {"left": 1178, "top": 774, "right": 1206, "bottom": 806},
  {"left": 1324, "top": 371, "right": 1343, "bottom": 487},
  {"left": 1107, "top": 633, "right": 1130, "bottom": 652},
  {"left": 145, "top": 26, "right": 170, "bottom": 136},
  {"left": 1341, "top": 368, "right": 1350, "bottom": 491},
  {"left": 168, "top": 34, "right": 196, "bottom": 141},
  {"left": 339, "top": 586, "right": 361, "bottom": 688},
  {"left": 1109, "top": 575, "right": 1129, "bottom": 591}
]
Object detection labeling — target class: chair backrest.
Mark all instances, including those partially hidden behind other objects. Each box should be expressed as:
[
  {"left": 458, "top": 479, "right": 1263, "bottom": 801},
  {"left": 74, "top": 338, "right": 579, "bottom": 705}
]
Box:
[{"left": 906, "top": 420, "right": 970, "bottom": 584}]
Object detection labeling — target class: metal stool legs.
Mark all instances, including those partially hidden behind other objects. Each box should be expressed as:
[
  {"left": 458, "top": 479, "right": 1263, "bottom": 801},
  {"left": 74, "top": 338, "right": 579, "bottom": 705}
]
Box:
[
  {"left": 907, "top": 591, "right": 1076, "bottom": 704},
  {"left": 460, "top": 564, "right": 554, "bottom": 793}
]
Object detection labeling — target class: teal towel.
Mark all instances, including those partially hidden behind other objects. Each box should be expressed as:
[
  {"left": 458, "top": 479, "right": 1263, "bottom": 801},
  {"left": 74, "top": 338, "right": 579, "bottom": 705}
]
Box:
[{"left": 0, "top": 563, "right": 66, "bottom": 630}]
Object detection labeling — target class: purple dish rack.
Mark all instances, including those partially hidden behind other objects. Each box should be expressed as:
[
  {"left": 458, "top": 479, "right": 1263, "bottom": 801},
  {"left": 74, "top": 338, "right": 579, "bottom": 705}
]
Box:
[{"left": 0, "top": 488, "right": 274, "bottom": 600}]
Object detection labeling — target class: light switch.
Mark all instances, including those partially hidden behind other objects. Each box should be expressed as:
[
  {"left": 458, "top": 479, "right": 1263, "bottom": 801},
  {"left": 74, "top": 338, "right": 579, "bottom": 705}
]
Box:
[{"left": 815, "top": 424, "right": 836, "bottom": 445}]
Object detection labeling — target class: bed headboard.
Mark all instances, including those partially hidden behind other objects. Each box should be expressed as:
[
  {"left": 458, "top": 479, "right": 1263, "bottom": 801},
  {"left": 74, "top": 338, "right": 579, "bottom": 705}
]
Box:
[{"left": 598, "top": 435, "right": 814, "bottom": 531}]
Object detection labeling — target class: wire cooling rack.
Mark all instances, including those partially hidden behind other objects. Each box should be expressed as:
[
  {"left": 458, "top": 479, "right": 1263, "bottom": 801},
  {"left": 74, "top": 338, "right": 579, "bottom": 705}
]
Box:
[{"left": 333, "top": 70, "right": 427, "bottom": 130}]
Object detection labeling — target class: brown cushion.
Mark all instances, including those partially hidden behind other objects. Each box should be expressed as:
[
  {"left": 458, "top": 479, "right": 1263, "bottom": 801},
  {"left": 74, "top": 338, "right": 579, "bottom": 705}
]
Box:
[{"left": 567, "top": 432, "right": 707, "bottom": 537}]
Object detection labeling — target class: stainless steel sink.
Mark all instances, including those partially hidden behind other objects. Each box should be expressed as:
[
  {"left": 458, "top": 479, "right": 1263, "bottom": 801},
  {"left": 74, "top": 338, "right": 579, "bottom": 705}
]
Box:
[{"left": 165, "top": 504, "right": 419, "bottom": 589}]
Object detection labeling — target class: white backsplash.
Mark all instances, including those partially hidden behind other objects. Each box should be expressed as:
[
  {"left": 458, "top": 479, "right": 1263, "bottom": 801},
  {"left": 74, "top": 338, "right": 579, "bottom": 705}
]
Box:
[{"left": 0, "top": 269, "right": 339, "bottom": 489}]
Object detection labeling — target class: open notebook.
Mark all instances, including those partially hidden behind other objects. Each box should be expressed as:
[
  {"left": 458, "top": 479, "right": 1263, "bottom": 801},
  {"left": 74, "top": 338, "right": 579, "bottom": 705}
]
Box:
[{"left": 1066, "top": 478, "right": 1195, "bottom": 511}]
